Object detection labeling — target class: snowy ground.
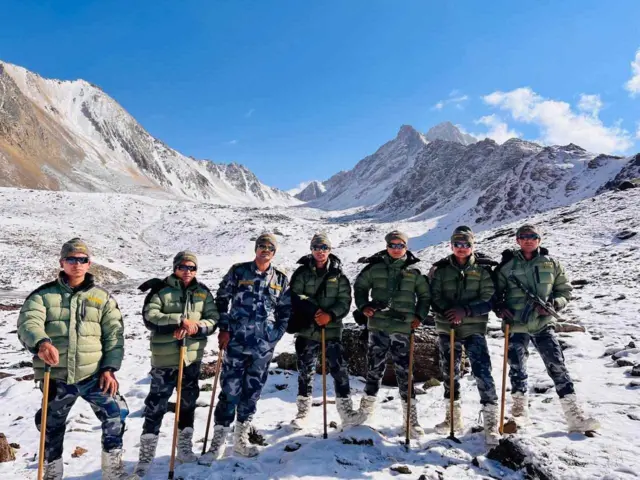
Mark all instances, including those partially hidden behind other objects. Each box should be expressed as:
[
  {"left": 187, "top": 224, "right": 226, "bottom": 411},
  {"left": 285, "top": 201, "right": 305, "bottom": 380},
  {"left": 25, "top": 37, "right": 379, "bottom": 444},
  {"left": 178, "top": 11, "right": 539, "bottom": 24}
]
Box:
[{"left": 0, "top": 186, "right": 639, "bottom": 479}]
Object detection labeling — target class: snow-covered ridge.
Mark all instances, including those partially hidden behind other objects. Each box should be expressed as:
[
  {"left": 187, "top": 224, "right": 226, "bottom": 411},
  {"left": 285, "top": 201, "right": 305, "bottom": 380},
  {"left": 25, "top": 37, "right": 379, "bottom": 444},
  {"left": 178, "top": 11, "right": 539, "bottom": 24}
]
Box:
[{"left": 0, "top": 61, "right": 298, "bottom": 206}]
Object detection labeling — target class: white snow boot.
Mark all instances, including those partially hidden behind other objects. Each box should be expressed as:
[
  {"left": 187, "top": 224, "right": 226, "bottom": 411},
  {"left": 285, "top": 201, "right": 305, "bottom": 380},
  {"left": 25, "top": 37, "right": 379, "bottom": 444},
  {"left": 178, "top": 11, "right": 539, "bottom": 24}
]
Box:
[
  {"left": 357, "top": 395, "right": 377, "bottom": 422},
  {"left": 511, "top": 392, "right": 530, "bottom": 426},
  {"left": 290, "top": 395, "right": 312, "bottom": 430},
  {"left": 483, "top": 404, "right": 500, "bottom": 446},
  {"left": 43, "top": 457, "right": 63, "bottom": 480},
  {"left": 401, "top": 399, "right": 425, "bottom": 438},
  {"left": 176, "top": 427, "right": 198, "bottom": 463},
  {"left": 101, "top": 449, "right": 132, "bottom": 480},
  {"left": 336, "top": 396, "right": 365, "bottom": 427},
  {"left": 435, "top": 400, "right": 463, "bottom": 434},
  {"left": 133, "top": 433, "right": 158, "bottom": 478},
  {"left": 198, "top": 425, "right": 229, "bottom": 465},
  {"left": 233, "top": 421, "right": 259, "bottom": 457},
  {"left": 559, "top": 394, "right": 600, "bottom": 433}
]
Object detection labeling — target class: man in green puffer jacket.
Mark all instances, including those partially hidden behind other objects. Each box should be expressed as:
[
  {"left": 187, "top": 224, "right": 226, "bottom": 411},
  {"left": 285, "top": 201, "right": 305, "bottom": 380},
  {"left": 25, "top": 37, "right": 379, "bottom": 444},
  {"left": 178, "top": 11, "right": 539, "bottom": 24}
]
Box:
[
  {"left": 494, "top": 224, "right": 599, "bottom": 433},
  {"left": 17, "top": 238, "right": 130, "bottom": 480},
  {"left": 430, "top": 226, "right": 499, "bottom": 445},
  {"left": 288, "top": 233, "right": 362, "bottom": 430},
  {"left": 353, "top": 230, "right": 431, "bottom": 438},
  {"left": 133, "top": 251, "right": 218, "bottom": 477}
]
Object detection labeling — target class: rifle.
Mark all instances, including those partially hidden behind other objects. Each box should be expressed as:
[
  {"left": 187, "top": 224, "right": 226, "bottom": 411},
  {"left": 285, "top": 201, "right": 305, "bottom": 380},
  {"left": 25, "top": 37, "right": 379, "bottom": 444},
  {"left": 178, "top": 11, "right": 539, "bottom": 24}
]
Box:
[{"left": 508, "top": 273, "right": 564, "bottom": 321}]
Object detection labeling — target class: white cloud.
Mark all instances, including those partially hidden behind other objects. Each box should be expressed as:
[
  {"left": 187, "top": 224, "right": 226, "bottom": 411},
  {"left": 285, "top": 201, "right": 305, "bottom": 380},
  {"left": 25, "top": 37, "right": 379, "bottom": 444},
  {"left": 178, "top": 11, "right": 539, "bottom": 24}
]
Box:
[
  {"left": 431, "top": 93, "right": 469, "bottom": 111},
  {"left": 473, "top": 114, "right": 521, "bottom": 144},
  {"left": 625, "top": 49, "right": 640, "bottom": 97},
  {"left": 245, "top": 108, "right": 255, "bottom": 118},
  {"left": 483, "top": 87, "right": 633, "bottom": 153},
  {"left": 636, "top": 123, "right": 640, "bottom": 140},
  {"left": 577, "top": 94, "right": 603, "bottom": 118},
  {"left": 226, "top": 139, "right": 238, "bottom": 145}
]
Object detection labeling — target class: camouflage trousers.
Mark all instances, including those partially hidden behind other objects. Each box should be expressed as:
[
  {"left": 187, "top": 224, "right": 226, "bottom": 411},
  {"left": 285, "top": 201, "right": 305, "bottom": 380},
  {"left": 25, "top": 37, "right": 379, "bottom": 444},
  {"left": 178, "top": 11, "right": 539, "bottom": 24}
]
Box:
[
  {"left": 214, "top": 340, "right": 274, "bottom": 427},
  {"left": 438, "top": 333, "right": 498, "bottom": 405},
  {"left": 141, "top": 361, "right": 201, "bottom": 435},
  {"left": 295, "top": 335, "right": 351, "bottom": 398},
  {"left": 364, "top": 330, "right": 415, "bottom": 401},
  {"left": 508, "top": 326, "right": 575, "bottom": 398},
  {"left": 35, "top": 373, "right": 129, "bottom": 462}
]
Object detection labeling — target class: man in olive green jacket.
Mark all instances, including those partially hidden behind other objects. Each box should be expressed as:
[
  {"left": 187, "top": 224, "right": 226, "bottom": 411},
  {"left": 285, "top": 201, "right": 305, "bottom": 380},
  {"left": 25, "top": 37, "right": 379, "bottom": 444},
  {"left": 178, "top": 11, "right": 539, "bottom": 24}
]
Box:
[
  {"left": 133, "top": 251, "right": 218, "bottom": 477},
  {"left": 288, "top": 233, "right": 361, "bottom": 429},
  {"left": 354, "top": 230, "right": 430, "bottom": 438},
  {"left": 495, "top": 224, "right": 599, "bottom": 433},
  {"left": 430, "top": 226, "right": 499, "bottom": 445},
  {"left": 17, "top": 238, "right": 130, "bottom": 480}
]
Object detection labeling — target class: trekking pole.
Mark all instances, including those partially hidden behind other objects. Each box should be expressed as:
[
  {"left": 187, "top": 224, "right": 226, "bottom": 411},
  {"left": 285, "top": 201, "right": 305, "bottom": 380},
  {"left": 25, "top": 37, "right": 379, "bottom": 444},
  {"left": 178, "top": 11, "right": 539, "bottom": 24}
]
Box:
[
  {"left": 321, "top": 326, "right": 328, "bottom": 440},
  {"left": 405, "top": 330, "right": 415, "bottom": 451},
  {"left": 448, "top": 329, "right": 461, "bottom": 444},
  {"left": 201, "top": 349, "right": 225, "bottom": 455},
  {"left": 499, "top": 324, "right": 510, "bottom": 435},
  {"left": 168, "top": 337, "right": 187, "bottom": 480},
  {"left": 37, "top": 364, "right": 51, "bottom": 480}
]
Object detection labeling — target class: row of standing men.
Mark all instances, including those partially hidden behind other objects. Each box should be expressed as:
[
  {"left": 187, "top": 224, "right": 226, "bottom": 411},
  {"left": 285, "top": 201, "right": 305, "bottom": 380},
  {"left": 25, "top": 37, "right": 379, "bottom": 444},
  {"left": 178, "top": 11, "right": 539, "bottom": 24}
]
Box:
[{"left": 16, "top": 227, "right": 600, "bottom": 480}]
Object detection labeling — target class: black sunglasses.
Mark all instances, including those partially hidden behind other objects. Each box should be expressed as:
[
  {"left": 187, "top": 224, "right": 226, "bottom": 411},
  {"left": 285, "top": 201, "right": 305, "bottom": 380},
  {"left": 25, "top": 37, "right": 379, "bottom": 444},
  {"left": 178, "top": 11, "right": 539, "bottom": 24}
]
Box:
[
  {"left": 518, "top": 233, "right": 540, "bottom": 240},
  {"left": 387, "top": 243, "right": 406, "bottom": 250},
  {"left": 64, "top": 256, "right": 89, "bottom": 265},
  {"left": 257, "top": 244, "right": 276, "bottom": 252},
  {"left": 453, "top": 241, "right": 472, "bottom": 249},
  {"left": 311, "top": 245, "right": 330, "bottom": 251},
  {"left": 177, "top": 265, "right": 197, "bottom": 272}
]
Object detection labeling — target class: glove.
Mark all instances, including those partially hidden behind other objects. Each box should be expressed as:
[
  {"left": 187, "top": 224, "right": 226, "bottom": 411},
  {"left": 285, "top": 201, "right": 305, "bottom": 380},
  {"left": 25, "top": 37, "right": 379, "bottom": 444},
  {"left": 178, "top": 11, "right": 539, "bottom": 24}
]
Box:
[
  {"left": 315, "top": 310, "right": 331, "bottom": 327},
  {"left": 445, "top": 307, "right": 467, "bottom": 326},
  {"left": 218, "top": 331, "right": 230, "bottom": 350},
  {"left": 496, "top": 307, "right": 515, "bottom": 325},
  {"left": 534, "top": 304, "right": 551, "bottom": 316}
]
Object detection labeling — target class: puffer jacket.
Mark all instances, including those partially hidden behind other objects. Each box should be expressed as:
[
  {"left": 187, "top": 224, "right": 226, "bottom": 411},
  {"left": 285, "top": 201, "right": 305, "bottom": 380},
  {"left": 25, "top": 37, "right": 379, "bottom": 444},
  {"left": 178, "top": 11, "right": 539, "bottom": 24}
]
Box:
[{"left": 17, "top": 273, "right": 124, "bottom": 384}]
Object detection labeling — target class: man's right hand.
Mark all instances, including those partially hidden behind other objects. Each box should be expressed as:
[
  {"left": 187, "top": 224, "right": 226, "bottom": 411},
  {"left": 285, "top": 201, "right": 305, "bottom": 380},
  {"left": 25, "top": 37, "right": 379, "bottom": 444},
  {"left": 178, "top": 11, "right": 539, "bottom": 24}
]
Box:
[
  {"left": 218, "top": 331, "right": 230, "bottom": 350},
  {"left": 363, "top": 307, "right": 376, "bottom": 318},
  {"left": 38, "top": 342, "right": 59, "bottom": 366},
  {"left": 496, "top": 307, "right": 515, "bottom": 324}
]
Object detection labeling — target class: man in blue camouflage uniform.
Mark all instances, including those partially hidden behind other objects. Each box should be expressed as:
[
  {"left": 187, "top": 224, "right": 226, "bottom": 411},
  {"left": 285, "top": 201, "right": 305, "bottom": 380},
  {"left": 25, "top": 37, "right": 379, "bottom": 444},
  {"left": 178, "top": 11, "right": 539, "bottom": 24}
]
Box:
[{"left": 199, "top": 233, "right": 291, "bottom": 465}]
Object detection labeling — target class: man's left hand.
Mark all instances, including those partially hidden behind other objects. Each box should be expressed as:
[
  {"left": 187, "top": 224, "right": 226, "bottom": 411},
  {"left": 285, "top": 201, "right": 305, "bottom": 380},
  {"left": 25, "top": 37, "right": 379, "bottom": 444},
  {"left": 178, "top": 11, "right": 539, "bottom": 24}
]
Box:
[
  {"left": 99, "top": 371, "right": 119, "bottom": 397},
  {"left": 411, "top": 316, "right": 421, "bottom": 330},
  {"left": 315, "top": 310, "right": 331, "bottom": 327}
]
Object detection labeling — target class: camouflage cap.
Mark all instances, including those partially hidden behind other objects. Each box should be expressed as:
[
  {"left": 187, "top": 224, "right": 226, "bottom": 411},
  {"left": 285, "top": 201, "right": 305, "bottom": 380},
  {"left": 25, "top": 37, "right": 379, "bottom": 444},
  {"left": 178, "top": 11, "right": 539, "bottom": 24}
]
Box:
[
  {"left": 451, "top": 225, "right": 474, "bottom": 244},
  {"left": 310, "top": 232, "right": 332, "bottom": 249},
  {"left": 516, "top": 224, "right": 541, "bottom": 237},
  {"left": 60, "top": 238, "right": 90, "bottom": 259},
  {"left": 173, "top": 251, "right": 198, "bottom": 270},
  {"left": 255, "top": 232, "right": 278, "bottom": 251},
  {"left": 385, "top": 230, "right": 409, "bottom": 245}
]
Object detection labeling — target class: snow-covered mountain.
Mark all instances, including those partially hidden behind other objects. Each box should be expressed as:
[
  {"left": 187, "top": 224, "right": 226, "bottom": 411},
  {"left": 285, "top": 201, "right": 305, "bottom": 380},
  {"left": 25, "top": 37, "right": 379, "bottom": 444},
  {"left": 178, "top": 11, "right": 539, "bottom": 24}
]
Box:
[
  {"left": 308, "top": 125, "right": 428, "bottom": 210},
  {"left": 0, "top": 61, "right": 297, "bottom": 205},
  {"left": 308, "top": 122, "right": 634, "bottom": 233},
  {"left": 294, "top": 180, "right": 326, "bottom": 201},
  {"left": 425, "top": 121, "right": 476, "bottom": 145}
]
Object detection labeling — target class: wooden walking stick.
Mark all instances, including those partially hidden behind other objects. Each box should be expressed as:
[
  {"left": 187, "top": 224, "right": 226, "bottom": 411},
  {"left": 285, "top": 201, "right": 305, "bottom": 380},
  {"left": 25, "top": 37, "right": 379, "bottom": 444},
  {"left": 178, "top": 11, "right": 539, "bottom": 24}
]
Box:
[
  {"left": 405, "top": 330, "right": 415, "bottom": 451},
  {"left": 321, "top": 326, "right": 328, "bottom": 440},
  {"left": 499, "top": 324, "right": 510, "bottom": 435},
  {"left": 37, "top": 364, "right": 51, "bottom": 480},
  {"left": 448, "top": 329, "right": 461, "bottom": 444},
  {"left": 201, "top": 349, "right": 225, "bottom": 455},
  {"left": 168, "top": 337, "right": 187, "bottom": 480}
]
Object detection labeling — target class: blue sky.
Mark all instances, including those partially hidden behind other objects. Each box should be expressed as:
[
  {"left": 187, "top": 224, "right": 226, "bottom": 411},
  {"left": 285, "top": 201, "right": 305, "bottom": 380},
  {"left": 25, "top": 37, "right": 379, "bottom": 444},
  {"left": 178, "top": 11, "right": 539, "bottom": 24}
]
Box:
[{"left": 2, "top": 0, "right": 639, "bottom": 190}]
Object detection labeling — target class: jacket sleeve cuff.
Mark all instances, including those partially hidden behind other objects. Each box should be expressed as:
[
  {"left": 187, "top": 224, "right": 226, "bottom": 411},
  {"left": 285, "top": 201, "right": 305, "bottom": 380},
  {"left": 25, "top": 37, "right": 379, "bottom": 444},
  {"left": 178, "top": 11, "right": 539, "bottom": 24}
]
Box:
[
  {"left": 34, "top": 338, "right": 52, "bottom": 352},
  {"left": 100, "top": 366, "right": 116, "bottom": 373}
]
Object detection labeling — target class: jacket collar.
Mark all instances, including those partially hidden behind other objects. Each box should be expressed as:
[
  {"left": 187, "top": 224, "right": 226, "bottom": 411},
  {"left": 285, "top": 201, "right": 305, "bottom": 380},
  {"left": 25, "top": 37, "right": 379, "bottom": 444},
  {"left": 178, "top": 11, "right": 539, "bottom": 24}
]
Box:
[
  {"left": 58, "top": 272, "right": 95, "bottom": 293},
  {"left": 296, "top": 253, "right": 343, "bottom": 273}
]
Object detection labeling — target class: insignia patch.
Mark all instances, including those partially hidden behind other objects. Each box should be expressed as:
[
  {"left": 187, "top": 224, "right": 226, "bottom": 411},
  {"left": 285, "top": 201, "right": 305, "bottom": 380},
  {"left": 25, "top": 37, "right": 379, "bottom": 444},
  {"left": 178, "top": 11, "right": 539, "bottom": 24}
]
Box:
[
  {"left": 269, "top": 283, "right": 282, "bottom": 291},
  {"left": 238, "top": 280, "right": 254, "bottom": 286},
  {"left": 86, "top": 296, "right": 104, "bottom": 306},
  {"left": 194, "top": 292, "right": 207, "bottom": 299}
]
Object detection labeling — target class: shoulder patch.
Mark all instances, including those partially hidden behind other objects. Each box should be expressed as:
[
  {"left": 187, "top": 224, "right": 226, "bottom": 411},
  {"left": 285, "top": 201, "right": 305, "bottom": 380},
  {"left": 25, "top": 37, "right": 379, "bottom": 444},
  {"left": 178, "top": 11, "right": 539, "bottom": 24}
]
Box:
[
  {"left": 194, "top": 291, "right": 208, "bottom": 300},
  {"left": 85, "top": 295, "right": 105, "bottom": 306},
  {"left": 327, "top": 277, "right": 338, "bottom": 283}
]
